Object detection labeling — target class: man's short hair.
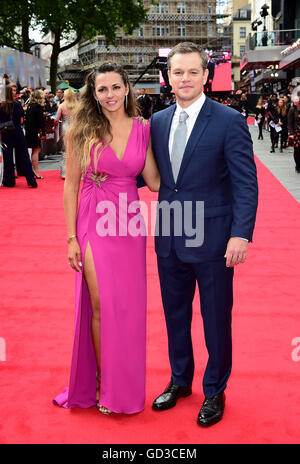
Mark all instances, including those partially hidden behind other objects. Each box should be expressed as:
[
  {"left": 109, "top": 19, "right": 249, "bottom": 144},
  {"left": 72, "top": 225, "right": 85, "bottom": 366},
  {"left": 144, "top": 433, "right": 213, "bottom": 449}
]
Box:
[{"left": 167, "top": 42, "right": 208, "bottom": 71}]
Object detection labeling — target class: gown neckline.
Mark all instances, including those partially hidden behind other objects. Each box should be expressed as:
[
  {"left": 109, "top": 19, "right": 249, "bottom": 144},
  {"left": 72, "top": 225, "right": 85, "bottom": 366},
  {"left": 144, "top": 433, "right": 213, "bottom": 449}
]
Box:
[{"left": 106, "top": 117, "right": 136, "bottom": 163}]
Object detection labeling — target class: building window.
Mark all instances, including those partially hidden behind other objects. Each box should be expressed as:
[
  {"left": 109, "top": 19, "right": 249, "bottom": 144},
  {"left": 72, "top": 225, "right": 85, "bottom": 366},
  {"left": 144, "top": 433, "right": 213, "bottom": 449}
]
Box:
[
  {"left": 208, "top": 2, "right": 212, "bottom": 14},
  {"left": 152, "top": 2, "right": 169, "bottom": 13},
  {"left": 208, "top": 23, "right": 213, "bottom": 37},
  {"left": 240, "top": 27, "right": 246, "bottom": 38},
  {"left": 152, "top": 25, "right": 169, "bottom": 36},
  {"left": 137, "top": 26, "right": 144, "bottom": 37},
  {"left": 240, "top": 45, "right": 246, "bottom": 57},
  {"left": 135, "top": 55, "right": 145, "bottom": 64},
  {"left": 240, "top": 9, "right": 248, "bottom": 19},
  {"left": 178, "top": 24, "right": 186, "bottom": 37},
  {"left": 177, "top": 2, "right": 186, "bottom": 13}
]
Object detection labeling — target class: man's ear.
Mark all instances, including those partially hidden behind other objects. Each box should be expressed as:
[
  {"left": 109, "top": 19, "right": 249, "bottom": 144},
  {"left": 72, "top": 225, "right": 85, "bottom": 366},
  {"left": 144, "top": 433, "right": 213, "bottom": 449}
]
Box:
[
  {"left": 167, "top": 69, "right": 172, "bottom": 87},
  {"left": 203, "top": 68, "right": 209, "bottom": 86}
]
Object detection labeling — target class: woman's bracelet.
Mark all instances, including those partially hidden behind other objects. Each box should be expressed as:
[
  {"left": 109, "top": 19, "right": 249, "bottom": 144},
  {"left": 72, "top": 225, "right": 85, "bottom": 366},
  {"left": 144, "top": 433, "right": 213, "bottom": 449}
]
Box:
[{"left": 67, "top": 234, "right": 77, "bottom": 243}]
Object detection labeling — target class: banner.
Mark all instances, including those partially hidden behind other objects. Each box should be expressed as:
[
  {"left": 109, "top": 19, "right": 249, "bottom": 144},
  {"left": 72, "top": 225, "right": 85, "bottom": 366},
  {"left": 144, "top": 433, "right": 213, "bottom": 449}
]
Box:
[{"left": 0, "top": 46, "right": 47, "bottom": 88}]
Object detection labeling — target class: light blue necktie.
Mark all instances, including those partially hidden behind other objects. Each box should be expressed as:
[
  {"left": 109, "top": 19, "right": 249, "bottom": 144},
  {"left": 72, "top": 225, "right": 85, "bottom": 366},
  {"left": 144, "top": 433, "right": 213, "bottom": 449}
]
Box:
[{"left": 171, "top": 110, "right": 189, "bottom": 182}]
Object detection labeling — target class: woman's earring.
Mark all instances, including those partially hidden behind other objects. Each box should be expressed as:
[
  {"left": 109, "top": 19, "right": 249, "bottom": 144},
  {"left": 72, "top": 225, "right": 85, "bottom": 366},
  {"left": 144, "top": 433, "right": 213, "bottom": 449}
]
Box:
[
  {"left": 125, "top": 94, "right": 128, "bottom": 110},
  {"left": 96, "top": 100, "right": 102, "bottom": 114}
]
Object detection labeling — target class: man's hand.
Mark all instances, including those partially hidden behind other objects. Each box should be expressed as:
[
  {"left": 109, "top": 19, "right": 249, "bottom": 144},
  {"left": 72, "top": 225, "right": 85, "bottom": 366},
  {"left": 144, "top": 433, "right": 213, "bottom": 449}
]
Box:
[{"left": 224, "top": 237, "right": 248, "bottom": 267}]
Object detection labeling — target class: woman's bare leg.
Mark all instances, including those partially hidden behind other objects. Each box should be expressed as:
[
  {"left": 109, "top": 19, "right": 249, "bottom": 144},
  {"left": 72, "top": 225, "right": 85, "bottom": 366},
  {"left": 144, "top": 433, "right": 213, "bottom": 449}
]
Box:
[
  {"left": 83, "top": 241, "right": 112, "bottom": 414},
  {"left": 31, "top": 148, "right": 41, "bottom": 176}
]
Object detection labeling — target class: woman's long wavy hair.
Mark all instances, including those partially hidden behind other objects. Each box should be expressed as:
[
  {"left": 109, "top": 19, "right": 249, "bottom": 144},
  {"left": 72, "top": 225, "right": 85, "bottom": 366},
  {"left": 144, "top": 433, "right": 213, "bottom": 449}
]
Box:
[
  {"left": 277, "top": 98, "right": 287, "bottom": 118},
  {"left": 63, "top": 88, "right": 77, "bottom": 112},
  {"left": 0, "top": 86, "right": 14, "bottom": 114},
  {"left": 28, "top": 89, "right": 44, "bottom": 106},
  {"left": 67, "top": 62, "right": 138, "bottom": 173}
]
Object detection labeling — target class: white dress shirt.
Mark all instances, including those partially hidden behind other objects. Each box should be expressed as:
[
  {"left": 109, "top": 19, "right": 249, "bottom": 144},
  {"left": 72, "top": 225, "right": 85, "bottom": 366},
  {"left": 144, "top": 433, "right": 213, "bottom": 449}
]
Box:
[{"left": 168, "top": 92, "right": 206, "bottom": 157}]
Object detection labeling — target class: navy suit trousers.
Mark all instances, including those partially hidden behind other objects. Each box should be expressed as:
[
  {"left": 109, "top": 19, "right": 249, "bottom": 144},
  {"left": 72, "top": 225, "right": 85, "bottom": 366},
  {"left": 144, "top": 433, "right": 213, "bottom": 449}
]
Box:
[{"left": 157, "top": 244, "right": 234, "bottom": 398}]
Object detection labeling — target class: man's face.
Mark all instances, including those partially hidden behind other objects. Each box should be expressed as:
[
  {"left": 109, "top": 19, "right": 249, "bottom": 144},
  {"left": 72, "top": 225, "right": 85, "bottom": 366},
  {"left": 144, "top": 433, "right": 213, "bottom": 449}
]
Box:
[
  {"left": 44, "top": 89, "right": 50, "bottom": 99},
  {"left": 168, "top": 52, "right": 208, "bottom": 108},
  {"left": 56, "top": 90, "right": 63, "bottom": 98}
]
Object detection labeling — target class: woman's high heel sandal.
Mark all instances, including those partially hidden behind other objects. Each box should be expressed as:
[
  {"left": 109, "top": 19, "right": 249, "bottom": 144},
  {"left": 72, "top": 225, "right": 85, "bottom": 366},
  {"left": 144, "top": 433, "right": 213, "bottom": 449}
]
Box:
[
  {"left": 33, "top": 170, "right": 44, "bottom": 179},
  {"left": 96, "top": 372, "right": 113, "bottom": 415}
]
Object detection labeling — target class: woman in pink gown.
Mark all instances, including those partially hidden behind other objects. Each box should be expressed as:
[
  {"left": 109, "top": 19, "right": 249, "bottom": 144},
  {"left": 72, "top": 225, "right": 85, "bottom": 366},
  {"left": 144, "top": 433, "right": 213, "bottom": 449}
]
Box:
[{"left": 53, "top": 62, "right": 160, "bottom": 414}]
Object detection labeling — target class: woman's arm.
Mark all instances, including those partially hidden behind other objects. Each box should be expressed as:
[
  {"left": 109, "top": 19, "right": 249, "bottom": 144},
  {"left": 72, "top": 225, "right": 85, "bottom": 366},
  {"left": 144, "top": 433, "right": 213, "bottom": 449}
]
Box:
[
  {"left": 141, "top": 134, "right": 160, "bottom": 192},
  {"left": 37, "top": 105, "right": 46, "bottom": 135},
  {"left": 54, "top": 104, "right": 62, "bottom": 129},
  {"left": 64, "top": 136, "right": 83, "bottom": 272}
]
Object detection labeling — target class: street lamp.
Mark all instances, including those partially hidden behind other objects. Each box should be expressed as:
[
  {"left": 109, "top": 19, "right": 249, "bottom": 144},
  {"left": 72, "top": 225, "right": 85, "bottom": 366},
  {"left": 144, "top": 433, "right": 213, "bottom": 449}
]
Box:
[
  {"left": 251, "top": 19, "right": 262, "bottom": 31},
  {"left": 260, "top": 4, "right": 269, "bottom": 46},
  {"left": 260, "top": 4, "right": 269, "bottom": 32}
]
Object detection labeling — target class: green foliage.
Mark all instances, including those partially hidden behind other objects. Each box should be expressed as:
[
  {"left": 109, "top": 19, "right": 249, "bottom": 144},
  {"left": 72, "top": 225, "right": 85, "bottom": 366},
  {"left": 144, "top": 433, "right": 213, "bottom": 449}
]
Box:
[
  {"left": 0, "top": 0, "right": 148, "bottom": 50},
  {"left": 33, "top": 0, "right": 147, "bottom": 48},
  {"left": 0, "top": 3, "right": 24, "bottom": 49},
  {"left": 0, "top": 0, "right": 149, "bottom": 90}
]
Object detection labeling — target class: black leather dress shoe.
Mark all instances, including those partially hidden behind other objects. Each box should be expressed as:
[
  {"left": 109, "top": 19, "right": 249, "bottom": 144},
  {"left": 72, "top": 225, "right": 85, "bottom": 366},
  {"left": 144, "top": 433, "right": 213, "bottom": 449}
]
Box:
[
  {"left": 152, "top": 379, "right": 192, "bottom": 411},
  {"left": 197, "top": 392, "right": 225, "bottom": 427},
  {"left": 28, "top": 180, "right": 38, "bottom": 188}
]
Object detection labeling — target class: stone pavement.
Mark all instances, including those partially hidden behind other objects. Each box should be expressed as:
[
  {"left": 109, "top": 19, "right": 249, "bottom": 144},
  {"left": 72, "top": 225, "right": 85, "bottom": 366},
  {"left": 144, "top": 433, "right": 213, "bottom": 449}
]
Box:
[
  {"left": 39, "top": 151, "right": 62, "bottom": 173},
  {"left": 38, "top": 124, "right": 300, "bottom": 203}
]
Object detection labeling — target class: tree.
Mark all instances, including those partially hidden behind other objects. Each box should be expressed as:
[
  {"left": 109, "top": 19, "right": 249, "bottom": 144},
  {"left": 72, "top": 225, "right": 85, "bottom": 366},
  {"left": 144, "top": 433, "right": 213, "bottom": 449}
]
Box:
[
  {"left": 0, "top": 1, "right": 32, "bottom": 52},
  {"left": 32, "top": 0, "right": 148, "bottom": 91},
  {"left": 0, "top": 0, "right": 148, "bottom": 91}
]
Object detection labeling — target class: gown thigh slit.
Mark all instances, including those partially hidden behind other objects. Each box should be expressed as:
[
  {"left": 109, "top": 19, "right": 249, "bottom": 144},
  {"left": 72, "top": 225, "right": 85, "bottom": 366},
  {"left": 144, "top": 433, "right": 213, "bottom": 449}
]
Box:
[
  {"left": 83, "top": 240, "right": 102, "bottom": 396},
  {"left": 53, "top": 117, "right": 150, "bottom": 414}
]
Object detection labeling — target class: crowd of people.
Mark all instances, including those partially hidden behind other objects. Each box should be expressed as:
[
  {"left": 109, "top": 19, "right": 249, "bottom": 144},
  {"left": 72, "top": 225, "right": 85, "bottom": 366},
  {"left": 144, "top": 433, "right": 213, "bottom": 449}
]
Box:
[
  {"left": 253, "top": 91, "right": 300, "bottom": 173},
  {"left": 137, "top": 87, "right": 300, "bottom": 174},
  {"left": 1, "top": 72, "right": 300, "bottom": 189},
  {"left": 0, "top": 77, "right": 78, "bottom": 187}
]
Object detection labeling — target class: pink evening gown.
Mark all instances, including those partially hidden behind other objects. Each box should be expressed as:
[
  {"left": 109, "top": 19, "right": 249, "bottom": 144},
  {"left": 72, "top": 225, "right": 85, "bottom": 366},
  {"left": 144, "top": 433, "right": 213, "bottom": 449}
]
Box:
[{"left": 53, "top": 117, "right": 150, "bottom": 413}]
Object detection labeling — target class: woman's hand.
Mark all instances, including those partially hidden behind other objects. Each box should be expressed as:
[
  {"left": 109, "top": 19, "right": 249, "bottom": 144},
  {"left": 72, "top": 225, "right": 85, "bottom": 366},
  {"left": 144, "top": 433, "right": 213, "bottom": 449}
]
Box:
[{"left": 68, "top": 238, "right": 82, "bottom": 272}]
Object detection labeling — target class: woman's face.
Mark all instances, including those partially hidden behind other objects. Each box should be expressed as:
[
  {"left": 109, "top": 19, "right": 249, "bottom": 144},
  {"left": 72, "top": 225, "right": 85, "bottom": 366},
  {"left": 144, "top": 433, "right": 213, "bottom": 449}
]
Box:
[
  {"left": 94, "top": 72, "right": 128, "bottom": 114},
  {"left": 278, "top": 99, "right": 283, "bottom": 107}
]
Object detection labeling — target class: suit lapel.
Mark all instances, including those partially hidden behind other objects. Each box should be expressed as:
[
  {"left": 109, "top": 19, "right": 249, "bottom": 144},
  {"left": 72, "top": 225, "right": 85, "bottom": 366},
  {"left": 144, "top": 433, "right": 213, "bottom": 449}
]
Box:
[
  {"left": 161, "top": 105, "right": 176, "bottom": 185},
  {"left": 176, "top": 97, "right": 212, "bottom": 183}
]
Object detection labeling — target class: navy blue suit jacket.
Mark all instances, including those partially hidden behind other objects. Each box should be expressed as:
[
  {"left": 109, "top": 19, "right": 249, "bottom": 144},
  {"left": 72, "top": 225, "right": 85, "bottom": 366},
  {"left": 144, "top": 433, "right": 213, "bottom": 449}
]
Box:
[{"left": 150, "top": 97, "right": 258, "bottom": 263}]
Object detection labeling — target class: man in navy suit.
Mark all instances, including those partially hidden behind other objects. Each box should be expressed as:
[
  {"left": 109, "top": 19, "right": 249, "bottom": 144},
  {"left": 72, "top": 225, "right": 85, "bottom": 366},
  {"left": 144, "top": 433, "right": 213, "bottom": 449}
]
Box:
[{"left": 150, "top": 42, "right": 258, "bottom": 427}]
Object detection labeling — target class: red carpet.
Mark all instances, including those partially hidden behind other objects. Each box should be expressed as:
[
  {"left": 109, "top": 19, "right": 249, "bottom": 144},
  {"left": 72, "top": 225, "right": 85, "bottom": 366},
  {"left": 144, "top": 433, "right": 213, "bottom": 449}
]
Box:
[{"left": 0, "top": 161, "right": 300, "bottom": 444}]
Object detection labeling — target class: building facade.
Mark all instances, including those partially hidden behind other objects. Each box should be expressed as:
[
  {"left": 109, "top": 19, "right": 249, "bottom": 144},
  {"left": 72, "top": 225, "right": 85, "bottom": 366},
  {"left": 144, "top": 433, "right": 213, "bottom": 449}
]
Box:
[
  {"left": 232, "top": 3, "right": 251, "bottom": 84},
  {"left": 78, "top": 0, "right": 230, "bottom": 91},
  {"left": 240, "top": 0, "right": 300, "bottom": 94}
]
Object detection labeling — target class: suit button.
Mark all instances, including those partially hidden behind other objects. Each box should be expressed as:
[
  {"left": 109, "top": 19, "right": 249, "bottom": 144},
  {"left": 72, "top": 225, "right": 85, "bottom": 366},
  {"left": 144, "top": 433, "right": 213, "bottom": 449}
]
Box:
[{"left": 174, "top": 188, "right": 178, "bottom": 193}]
